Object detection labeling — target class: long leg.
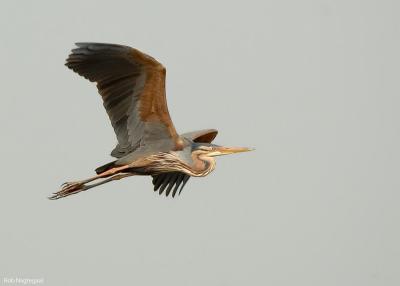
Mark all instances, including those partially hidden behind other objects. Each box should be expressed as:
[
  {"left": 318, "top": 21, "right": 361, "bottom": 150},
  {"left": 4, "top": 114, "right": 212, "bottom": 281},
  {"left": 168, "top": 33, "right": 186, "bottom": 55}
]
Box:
[
  {"left": 61, "top": 165, "right": 131, "bottom": 189},
  {"left": 49, "top": 168, "right": 134, "bottom": 200},
  {"left": 83, "top": 172, "right": 134, "bottom": 191},
  {"left": 56, "top": 165, "right": 131, "bottom": 196}
]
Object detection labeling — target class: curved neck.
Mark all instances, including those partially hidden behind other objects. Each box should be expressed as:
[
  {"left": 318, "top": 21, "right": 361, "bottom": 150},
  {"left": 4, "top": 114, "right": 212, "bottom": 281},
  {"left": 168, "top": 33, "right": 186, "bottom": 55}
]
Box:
[
  {"left": 191, "top": 154, "right": 216, "bottom": 177},
  {"left": 144, "top": 152, "right": 216, "bottom": 177}
]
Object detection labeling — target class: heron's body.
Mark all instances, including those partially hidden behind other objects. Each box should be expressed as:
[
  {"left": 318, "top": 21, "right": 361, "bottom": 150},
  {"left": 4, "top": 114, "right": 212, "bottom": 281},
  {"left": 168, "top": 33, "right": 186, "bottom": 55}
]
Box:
[{"left": 50, "top": 43, "right": 252, "bottom": 199}]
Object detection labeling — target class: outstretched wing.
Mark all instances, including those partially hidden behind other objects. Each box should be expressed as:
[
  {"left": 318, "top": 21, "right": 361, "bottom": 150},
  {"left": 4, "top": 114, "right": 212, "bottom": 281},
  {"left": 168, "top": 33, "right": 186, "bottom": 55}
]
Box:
[
  {"left": 181, "top": 129, "right": 218, "bottom": 143},
  {"left": 65, "top": 43, "right": 182, "bottom": 158},
  {"left": 152, "top": 172, "right": 190, "bottom": 197}
]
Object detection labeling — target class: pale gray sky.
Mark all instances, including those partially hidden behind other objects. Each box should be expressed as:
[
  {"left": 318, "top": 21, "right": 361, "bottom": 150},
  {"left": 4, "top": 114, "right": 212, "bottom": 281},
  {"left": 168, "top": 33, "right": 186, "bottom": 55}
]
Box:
[{"left": 0, "top": 1, "right": 399, "bottom": 285}]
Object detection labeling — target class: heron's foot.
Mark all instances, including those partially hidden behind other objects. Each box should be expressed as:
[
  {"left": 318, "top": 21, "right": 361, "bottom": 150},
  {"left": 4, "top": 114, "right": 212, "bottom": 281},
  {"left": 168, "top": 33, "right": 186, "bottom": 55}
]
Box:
[
  {"left": 49, "top": 181, "right": 87, "bottom": 200},
  {"left": 60, "top": 181, "right": 84, "bottom": 190}
]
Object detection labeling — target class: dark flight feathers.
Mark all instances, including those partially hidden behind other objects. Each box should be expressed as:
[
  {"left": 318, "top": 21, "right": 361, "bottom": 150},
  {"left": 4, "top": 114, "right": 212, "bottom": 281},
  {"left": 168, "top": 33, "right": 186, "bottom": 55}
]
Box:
[{"left": 152, "top": 172, "right": 190, "bottom": 197}]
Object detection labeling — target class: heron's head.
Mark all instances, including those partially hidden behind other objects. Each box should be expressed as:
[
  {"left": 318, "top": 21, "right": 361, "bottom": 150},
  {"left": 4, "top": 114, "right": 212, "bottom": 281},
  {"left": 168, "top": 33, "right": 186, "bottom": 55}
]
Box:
[{"left": 192, "top": 143, "right": 254, "bottom": 158}]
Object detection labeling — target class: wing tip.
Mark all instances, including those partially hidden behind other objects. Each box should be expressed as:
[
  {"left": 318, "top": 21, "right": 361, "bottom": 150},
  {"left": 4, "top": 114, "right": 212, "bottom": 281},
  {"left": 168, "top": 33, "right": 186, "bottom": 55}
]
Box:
[
  {"left": 151, "top": 173, "right": 190, "bottom": 198},
  {"left": 73, "top": 42, "right": 131, "bottom": 51}
]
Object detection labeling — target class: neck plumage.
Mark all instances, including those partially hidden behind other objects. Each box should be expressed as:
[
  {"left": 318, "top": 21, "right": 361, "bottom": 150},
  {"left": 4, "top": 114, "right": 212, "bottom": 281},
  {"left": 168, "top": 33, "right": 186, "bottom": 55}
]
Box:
[
  {"left": 194, "top": 154, "right": 216, "bottom": 177},
  {"left": 146, "top": 152, "right": 216, "bottom": 177}
]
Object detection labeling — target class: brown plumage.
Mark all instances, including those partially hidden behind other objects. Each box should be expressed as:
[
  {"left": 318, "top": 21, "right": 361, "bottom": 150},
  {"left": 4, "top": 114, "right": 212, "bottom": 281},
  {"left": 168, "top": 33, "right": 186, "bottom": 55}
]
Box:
[
  {"left": 65, "top": 43, "right": 182, "bottom": 157},
  {"left": 49, "top": 43, "right": 252, "bottom": 200}
]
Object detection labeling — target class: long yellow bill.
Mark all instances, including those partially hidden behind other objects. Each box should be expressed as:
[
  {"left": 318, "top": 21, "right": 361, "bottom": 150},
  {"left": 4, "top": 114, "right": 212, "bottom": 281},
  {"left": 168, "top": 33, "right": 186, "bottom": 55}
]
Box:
[{"left": 208, "top": 146, "right": 254, "bottom": 157}]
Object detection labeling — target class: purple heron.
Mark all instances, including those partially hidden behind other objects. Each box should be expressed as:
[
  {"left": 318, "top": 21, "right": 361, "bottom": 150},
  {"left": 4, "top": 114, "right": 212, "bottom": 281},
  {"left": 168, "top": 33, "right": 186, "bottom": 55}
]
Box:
[{"left": 49, "top": 43, "right": 252, "bottom": 199}]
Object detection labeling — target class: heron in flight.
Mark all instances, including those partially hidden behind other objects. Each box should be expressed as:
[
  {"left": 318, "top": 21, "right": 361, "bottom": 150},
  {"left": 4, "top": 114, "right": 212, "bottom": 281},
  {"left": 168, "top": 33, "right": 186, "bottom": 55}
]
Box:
[{"left": 50, "top": 43, "right": 252, "bottom": 200}]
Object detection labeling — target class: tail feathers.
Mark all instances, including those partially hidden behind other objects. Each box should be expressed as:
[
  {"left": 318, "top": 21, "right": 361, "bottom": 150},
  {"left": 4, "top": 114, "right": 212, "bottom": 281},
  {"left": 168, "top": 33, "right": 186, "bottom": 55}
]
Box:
[{"left": 95, "top": 160, "right": 117, "bottom": 174}]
